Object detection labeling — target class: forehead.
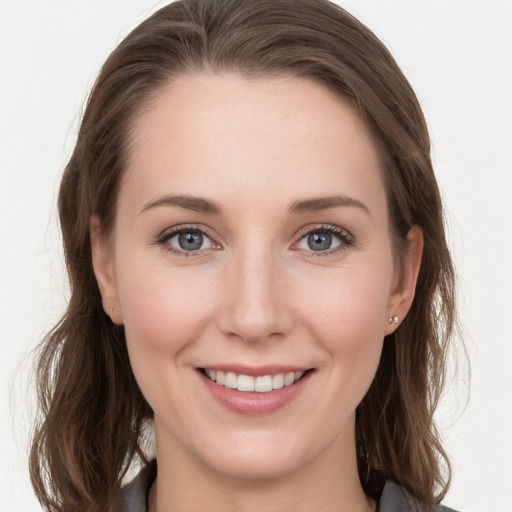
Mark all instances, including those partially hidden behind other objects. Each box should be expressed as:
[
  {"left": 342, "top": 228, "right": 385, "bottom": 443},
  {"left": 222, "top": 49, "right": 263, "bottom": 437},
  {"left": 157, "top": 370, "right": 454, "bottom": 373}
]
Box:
[{"left": 122, "top": 72, "right": 386, "bottom": 214}]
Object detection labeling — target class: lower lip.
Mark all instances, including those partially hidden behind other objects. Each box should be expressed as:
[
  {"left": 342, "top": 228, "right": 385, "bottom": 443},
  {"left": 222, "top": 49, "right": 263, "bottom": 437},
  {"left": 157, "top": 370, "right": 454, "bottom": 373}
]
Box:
[{"left": 200, "top": 370, "right": 313, "bottom": 415}]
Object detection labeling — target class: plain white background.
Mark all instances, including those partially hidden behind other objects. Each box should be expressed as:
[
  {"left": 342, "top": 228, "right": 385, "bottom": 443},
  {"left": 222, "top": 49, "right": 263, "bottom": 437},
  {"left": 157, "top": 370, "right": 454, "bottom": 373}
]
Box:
[{"left": 1, "top": 1, "right": 511, "bottom": 510}]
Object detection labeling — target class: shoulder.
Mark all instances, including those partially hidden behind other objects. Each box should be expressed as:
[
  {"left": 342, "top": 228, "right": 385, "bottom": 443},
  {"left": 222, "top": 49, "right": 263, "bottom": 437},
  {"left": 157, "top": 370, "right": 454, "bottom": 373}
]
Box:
[
  {"left": 379, "top": 481, "right": 460, "bottom": 512},
  {"left": 111, "top": 460, "right": 157, "bottom": 512}
]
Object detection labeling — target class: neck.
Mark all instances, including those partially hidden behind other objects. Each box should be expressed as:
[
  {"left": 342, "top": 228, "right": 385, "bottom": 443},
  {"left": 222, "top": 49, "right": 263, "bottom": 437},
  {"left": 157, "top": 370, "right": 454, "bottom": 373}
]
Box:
[{"left": 149, "top": 422, "right": 375, "bottom": 512}]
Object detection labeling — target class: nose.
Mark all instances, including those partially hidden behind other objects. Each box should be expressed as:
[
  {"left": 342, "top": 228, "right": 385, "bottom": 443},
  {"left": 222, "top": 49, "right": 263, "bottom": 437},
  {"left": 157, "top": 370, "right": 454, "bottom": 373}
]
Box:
[{"left": 217, "top": 247, "right": 294, "bottom": 343}]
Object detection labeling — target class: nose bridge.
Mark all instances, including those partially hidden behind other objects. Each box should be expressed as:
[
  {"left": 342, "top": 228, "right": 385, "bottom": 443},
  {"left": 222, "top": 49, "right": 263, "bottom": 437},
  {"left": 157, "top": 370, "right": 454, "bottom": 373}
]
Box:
[{"left": 218, "top": 240, "right": 293, "bottom": 342}]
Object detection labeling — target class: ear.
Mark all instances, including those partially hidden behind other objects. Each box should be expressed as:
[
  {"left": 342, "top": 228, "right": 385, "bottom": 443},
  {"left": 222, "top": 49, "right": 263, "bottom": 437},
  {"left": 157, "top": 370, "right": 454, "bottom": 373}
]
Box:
[
  {"left": 90, "top": 215, "right": 124, "bottom": 325},
  {"left": 385, "top": 225, "right": 423, "bottom": 335}
]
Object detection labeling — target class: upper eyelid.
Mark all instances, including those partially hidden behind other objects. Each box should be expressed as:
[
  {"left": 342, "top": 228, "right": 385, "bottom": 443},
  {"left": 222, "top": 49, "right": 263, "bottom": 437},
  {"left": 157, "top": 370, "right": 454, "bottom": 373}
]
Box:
[
  {"left": 295, "top": 223, "right": 352, "bottom": 240},
  {"left": 158, "top": 223, "right": 219, "bottom": 242}
]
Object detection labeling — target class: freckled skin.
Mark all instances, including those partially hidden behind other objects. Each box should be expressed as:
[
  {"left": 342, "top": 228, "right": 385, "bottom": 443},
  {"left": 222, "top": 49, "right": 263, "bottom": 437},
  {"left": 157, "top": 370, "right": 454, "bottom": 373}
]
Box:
[{"left": 92, "top": 73, "right": 422, "bottom": 512}]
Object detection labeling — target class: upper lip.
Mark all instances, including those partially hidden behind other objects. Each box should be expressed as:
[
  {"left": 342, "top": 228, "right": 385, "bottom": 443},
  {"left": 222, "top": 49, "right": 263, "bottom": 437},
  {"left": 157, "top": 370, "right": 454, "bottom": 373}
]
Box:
[{"left": 198, "top": 364, "right": 313, "bottom": 377}]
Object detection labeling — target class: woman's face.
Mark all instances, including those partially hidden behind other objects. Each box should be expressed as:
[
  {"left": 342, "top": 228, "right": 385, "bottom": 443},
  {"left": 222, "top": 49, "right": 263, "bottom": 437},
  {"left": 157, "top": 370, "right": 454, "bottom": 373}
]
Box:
[{"left": 93, "top": 73, "right": 420, "bottom": 479}]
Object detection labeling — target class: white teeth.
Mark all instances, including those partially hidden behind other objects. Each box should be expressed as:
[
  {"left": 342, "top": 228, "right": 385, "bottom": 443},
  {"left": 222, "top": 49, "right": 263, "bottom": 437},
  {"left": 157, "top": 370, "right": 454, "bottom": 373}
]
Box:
[
  {"left": 284, "top": 372, "right": 295, "bottom": 386},
  {"left": 255, "top": 375, "right": 273, "bottom": 392},
  {"left": 204, "top": 369, "right": 307, "bottom": 393},
  {"left": 272, "top": 373, "right": 285, "bottom": 390},
  {"left": 224, "top": 372, "right": 238, "bottom": 389},
  {"left": 237, "top": 374, "right": 255, "bottom": 392}
]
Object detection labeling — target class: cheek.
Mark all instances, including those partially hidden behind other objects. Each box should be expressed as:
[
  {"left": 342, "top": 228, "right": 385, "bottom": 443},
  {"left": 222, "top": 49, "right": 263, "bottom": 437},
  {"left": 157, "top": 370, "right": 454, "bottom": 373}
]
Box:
[
  {"left": 302, "top": 265, "right": 391, "bottom": 340},
  {"left": 297, "top": 260, "right": 392, "bottom": 388},
  {"left": 116, "top": 258, "right": 215, "bottom": 357},
  {"left": 114, "top": 258, "right": 220, "bottom": 420}
]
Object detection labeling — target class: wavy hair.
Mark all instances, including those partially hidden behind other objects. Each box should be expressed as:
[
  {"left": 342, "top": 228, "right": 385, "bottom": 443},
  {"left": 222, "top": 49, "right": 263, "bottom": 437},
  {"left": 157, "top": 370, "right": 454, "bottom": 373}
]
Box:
[{"left": 30, "top": 1, "right": 457, "bottom": 510}]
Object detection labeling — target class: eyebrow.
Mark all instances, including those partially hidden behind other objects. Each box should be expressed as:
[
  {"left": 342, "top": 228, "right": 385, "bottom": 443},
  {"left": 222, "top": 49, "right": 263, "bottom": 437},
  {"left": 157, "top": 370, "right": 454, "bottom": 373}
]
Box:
[
  {"left": 288, "top": 195, "right": 370, "bottom": 216},
  {"left": 140, "top": 193, "right": 369, "bottom": 216},
  {"left": 141, "top": 194, "right": 222, "bottom": 215}
]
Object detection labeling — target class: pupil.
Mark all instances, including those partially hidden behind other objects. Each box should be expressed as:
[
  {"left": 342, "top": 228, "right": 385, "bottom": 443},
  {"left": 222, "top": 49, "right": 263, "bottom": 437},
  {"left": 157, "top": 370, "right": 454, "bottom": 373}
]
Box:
[
  {"left": 178, "top": 231, "right": 203, "bottom": 251},
  {"left": 308, "top": 232, "right": 332, "bottom": 251}
]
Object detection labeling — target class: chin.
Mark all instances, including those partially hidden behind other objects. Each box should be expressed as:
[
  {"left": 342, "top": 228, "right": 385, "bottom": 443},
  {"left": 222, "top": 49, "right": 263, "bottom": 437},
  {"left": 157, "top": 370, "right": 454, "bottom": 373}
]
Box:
[
  {"left": 187, "top": 420, "right": 341, "bottom": 483},
  {"left": 204, "top": 440, "right": 308, "bottom": 481}
]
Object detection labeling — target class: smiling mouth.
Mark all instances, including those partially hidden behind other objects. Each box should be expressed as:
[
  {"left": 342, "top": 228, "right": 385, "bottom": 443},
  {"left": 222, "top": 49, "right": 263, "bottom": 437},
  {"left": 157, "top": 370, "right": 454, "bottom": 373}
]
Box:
[{"left": 200, "top": 368, "right": 311, "bottom": 393}]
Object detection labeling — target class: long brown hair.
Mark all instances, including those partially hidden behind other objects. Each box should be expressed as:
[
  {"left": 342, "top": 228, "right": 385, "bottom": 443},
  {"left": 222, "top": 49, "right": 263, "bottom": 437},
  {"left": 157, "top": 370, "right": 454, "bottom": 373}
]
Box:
[{"left": 30, "top": 1, "right": 457, "bottom": 510}]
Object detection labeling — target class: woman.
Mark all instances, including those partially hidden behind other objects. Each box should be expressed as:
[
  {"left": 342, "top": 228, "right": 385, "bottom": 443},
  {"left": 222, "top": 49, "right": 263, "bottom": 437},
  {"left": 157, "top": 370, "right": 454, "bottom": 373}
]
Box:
[{"left": 29, "top": 0, "right": 459, "bottom": 511}]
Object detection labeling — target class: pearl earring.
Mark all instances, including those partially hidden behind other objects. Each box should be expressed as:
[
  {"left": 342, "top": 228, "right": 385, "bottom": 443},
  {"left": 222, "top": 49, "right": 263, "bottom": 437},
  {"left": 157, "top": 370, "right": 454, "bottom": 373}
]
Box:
[{"left": 388, "top": 315, "right": 399, "bottom": 325}]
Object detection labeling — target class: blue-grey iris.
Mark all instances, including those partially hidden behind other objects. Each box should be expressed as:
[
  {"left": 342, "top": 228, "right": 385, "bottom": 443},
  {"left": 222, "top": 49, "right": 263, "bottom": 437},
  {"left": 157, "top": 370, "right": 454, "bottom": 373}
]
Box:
[
  {"left": 308, "top": 232, "right": 332, "bottom": 251},
  {"left": 179, "top": 231, "right": 203, "bottom": 251}
]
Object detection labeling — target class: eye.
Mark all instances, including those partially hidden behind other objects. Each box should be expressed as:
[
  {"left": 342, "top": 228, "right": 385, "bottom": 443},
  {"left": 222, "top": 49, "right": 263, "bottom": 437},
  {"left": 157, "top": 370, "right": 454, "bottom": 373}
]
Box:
[
  {"left": 294, "top": 225, "right": 353, "bottom": 255},
  {"left": 299, "top": 231, "right": 341, "bottom": 251},
  {"left": 171, "top": 230, "right": 212, "bottom": 251},
  {"left": 158, "top": 227, "right": 217, "bottom": 255}
]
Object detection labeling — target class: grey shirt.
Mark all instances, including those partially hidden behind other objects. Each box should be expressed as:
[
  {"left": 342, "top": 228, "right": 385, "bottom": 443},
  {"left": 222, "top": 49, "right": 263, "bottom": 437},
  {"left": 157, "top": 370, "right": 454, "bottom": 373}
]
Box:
[{"left": 112, "top": 460, "right": 458, "bottom": 512}]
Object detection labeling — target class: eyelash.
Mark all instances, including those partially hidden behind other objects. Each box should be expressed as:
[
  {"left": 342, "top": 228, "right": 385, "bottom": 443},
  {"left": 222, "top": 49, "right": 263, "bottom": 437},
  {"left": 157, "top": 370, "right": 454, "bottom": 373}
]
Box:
[{"left": 155, "top": 223, "right": 354, "bottom": 258}]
